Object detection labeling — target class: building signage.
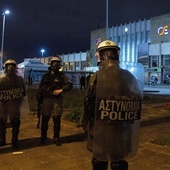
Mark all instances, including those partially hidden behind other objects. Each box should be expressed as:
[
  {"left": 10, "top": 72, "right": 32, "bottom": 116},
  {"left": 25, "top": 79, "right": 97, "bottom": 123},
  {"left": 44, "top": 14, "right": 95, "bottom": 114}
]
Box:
[
  {"left": 157, "top": 25, "right": 168, "bottom": 35},
  {"left": 144, "top": 68, "right": 161, "bottom": 72},
  {"left": 95, "top": 37, "right": 102, "bottom": 46},
  {"left": 85, "top": 66, "right": 98, "bottom": 72}
]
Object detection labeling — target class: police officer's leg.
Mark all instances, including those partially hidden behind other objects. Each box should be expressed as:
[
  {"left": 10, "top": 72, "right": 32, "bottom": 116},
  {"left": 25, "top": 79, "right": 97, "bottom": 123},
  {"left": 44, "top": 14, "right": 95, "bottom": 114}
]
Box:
[
  {"left": 110, "top": 160, "right": 128, "bottom": 170},
  {"left": 91, "top": 157, "right": 108, "bottom": 170},
  {"left": 0, "top": 119, "right": 6, "bottom": 146},
  {"left": 52, "top": 99, "right": 63, "bottom": 146},
  {"left": 11, "top": 119, "right": 20, "bottom": 149},
  {"left": 40, "top": 115, "right": 50, "bottom": 144},
  {"left": 53, "top": 116, "right": 61, "bottom": 146}
]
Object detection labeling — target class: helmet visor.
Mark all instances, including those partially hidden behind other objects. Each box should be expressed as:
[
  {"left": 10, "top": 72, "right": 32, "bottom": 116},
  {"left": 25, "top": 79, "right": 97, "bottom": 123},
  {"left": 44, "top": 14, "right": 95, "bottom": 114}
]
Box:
[
  {"left": 51, "top": 61, "right": 61, "bottom": 67},
  {"left": 100, "top": 49, "right": 118, "bottom": 61}
]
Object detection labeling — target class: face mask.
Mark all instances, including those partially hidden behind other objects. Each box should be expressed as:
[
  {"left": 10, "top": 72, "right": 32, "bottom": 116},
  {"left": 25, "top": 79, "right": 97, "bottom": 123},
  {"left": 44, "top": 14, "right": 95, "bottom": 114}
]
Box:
[
  {"left": 4, "top": 64, "right": 17, "bottom": 74},
  {"left": 99, "top": 49, "right": 119, "bottom": 61},
  {"left": 51, "top": 61, "right": 61, "bottom": 72},
  {"left": 103, "top": 51, "right": 116, "bottom": 60}
]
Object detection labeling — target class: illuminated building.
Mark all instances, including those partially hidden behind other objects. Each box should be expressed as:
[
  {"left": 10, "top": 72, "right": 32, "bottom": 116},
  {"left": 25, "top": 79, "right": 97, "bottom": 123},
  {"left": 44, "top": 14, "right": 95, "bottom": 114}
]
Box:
[{"left": 91, "top": 13, "right": 170, "bottom": 84}]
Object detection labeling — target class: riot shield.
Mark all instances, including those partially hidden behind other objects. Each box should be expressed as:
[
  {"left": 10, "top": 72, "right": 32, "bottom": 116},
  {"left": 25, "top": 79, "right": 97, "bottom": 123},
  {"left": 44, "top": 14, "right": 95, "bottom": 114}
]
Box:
[{"left": 93, "top": 60, "right": 144, "bottom": 161}]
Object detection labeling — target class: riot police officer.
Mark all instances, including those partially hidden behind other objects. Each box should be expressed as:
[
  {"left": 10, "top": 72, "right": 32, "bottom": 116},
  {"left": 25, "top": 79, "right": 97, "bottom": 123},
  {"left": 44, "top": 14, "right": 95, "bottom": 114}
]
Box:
[
  {"left": 0, "top": 59, "right": 26, "bottom": 149},
  {"left": 37, "top": 56, "right": 73, "bottom": 146},
  {"left": 83, "top": 40, "right": 143, "bottom": 170}
]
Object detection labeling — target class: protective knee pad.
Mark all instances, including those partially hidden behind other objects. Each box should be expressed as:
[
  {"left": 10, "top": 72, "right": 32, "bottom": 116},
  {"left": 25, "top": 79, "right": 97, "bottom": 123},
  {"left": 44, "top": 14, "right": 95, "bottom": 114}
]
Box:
[{"left": 91, "top": 157, "right": 108, "bottom": 170}]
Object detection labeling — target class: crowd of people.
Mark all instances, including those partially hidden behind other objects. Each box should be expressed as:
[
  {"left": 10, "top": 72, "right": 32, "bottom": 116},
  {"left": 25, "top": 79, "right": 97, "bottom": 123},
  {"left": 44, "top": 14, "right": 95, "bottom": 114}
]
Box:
[{"left": 0, "top": 40, "right": 143, "bottom": 170}]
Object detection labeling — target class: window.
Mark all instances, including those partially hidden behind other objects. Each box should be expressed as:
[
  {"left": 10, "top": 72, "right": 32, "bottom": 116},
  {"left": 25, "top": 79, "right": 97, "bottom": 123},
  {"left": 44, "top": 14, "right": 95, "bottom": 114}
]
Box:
[
  {"left": 151, "top": 56, "right": 158, "bottom": 67},
  {"left": 81, "top": 61, "right": 86, "bottom": 70},
  {"left": 63, "top": 63, "right": 68, "bottom": 71},
  {"left": 69, "top": 62, "right": 74, "bottom": 71},
  {"left": 164, "top": 55, "right": 170, "bottom": 66}
]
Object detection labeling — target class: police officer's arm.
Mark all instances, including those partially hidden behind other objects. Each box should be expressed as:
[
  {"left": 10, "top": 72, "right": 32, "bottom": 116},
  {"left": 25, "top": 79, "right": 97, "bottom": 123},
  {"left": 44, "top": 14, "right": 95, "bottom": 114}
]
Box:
[
  {"left": 53, "top": 74, "right": 72, "bottom": 96},
  {"left": 37, "top": 74, "right": 50, "bottom": 101}
]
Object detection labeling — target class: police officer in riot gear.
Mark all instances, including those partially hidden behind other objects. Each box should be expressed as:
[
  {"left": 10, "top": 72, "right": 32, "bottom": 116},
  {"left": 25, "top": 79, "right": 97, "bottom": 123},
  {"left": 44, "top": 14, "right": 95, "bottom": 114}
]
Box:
[
  {"left": 37, "top": 56, "right": 72, "bottom": 146},
  {"left": 0, "top": 59, "right": 26, "bottom": 149},
  {"left": 83, "top": 40, "right": 143, "bottom": 170}
]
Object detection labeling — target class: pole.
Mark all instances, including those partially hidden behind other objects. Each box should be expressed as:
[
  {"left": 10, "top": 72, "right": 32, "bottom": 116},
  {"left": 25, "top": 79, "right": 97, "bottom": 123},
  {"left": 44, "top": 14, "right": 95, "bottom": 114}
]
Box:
[
  {"left": 1, "top": 14, "right": 6, "bottom": 70},
  {"left": 41, "top": 49, "right": 45, "bottom": 58},
  {"left": 106, "top": 0, "right": 109, "bottom": 39}
]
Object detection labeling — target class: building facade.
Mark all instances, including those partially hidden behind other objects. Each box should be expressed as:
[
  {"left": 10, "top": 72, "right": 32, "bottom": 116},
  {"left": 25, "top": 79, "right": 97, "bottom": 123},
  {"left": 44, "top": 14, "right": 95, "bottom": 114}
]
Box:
[{"left": 37, "top": 13, "right": 170, "bottom": 84}]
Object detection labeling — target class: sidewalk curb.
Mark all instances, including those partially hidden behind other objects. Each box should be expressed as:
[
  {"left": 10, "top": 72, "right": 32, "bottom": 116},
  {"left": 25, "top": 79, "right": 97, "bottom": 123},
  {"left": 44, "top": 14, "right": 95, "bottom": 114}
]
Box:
[{"left": 144, "top": 142, "right": 170, "bottom": 154}]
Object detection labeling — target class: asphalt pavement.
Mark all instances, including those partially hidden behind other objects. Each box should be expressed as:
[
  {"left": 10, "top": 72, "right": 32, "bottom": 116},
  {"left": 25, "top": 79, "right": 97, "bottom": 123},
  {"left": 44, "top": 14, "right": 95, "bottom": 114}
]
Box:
[
  {"left": 144, "top": 84, "right": 170, "bottom": 94},
  {"left": 0, "top": 90, "right": 170, "bottom": 170}
]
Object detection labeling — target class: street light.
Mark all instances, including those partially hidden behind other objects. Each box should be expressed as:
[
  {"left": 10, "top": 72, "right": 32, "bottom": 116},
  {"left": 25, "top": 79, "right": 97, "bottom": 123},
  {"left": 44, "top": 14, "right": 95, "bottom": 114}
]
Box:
[
  {"left": 1, "top": 10, "right": 10, "bottom": 70},
  {"left": 41, "top": 49, "right": 45, "bottom": 57},
  {"left": 106, "top": 0, "right": 109, "bottom": 39}
]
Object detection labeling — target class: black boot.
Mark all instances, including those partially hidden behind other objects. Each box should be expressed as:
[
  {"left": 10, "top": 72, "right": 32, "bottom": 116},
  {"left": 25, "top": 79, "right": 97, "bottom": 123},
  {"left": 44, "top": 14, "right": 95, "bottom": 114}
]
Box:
[
  {"left": 91, "top": 157, "right": 108, "bottom": 170},
  {"left": 40, "top": 116, "right": 50, "bottom": 144},
  {"left": 0, "top": 119, "right": 6, "bottom": 146},
  {"left": 53, "top": 116, "right": 61, "bottom": 146},
  {"left": 110, "top": 160, "right": 128, "bottom": 170},
  {"left": 54, "top": 137, "right": 61, "bottom": 146},
  {"left": 11, "top": 119, "right": 20, "bottom": 149}
]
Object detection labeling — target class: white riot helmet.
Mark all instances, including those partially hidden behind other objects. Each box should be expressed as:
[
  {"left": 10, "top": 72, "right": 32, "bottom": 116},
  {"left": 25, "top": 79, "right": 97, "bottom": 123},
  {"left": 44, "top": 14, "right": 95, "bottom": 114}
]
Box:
[
  {"left": 3, "top": 59, "right": 17, "bottom": 74},
  {"left": 96, "top": 40, "right": 120, "bottom": 62},
  {"left": 50, "top": 56, "right": 61, "bottom": 63},
  {"left": 50, "top": 56, "right": 62, "bottom": 72},
  {"left": 4, "top": 59, "right": 16, "bottom": 66}
]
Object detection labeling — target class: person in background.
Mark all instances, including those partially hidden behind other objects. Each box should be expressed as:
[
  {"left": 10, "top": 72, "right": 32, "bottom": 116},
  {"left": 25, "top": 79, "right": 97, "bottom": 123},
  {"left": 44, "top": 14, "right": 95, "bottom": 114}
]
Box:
[
  {"left": 37, "top": 56, "right": 73, "bottom": 146},
  {"left": 0, "top": 59, "right": 26, "bottom": 149},
  {"left": 80, "top": 74, "right": 86, "bottom": 90},
  {"left": 28, "top": 68, "right": 34, "bottom": 85}
]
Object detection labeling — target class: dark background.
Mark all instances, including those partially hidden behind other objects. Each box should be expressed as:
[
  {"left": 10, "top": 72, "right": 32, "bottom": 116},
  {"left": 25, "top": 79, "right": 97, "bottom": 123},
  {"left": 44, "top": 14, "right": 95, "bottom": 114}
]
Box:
[{"left": 1, "top": 0, "right": 170, "bottom": 63}]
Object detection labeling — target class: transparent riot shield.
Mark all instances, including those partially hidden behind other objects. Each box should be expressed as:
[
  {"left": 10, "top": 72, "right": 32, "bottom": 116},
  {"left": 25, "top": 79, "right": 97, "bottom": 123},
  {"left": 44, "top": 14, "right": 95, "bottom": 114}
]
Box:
[{"left": 93, "top": 60, "right": 144, "bottom": 161}]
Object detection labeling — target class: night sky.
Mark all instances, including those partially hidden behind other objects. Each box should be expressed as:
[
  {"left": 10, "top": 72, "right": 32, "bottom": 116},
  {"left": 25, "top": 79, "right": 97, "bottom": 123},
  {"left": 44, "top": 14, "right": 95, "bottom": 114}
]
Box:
[{"left": 1, "top": 0, "right": 170, "bottom": 63}]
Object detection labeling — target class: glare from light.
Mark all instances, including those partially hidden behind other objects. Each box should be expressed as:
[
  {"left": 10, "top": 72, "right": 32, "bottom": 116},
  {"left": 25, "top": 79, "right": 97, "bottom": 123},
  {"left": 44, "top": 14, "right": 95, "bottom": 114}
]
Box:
[
  {"left": 125, "top": 27, "right": 128, "bottom": 32},
  {"left": 4, "top": 10, "right": 10, "bottom": 15}
]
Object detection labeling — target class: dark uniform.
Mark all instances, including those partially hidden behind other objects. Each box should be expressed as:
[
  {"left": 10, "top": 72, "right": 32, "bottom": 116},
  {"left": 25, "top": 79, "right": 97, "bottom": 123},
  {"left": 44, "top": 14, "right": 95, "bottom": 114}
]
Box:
[
  {"left": 37, "top": 56, "right": 72, "bottom": 146},
  {"left": 83, "top": 40, "right": 143, "bottom": 170},
  {"left": 0, "top": 59, "right": 26, "bottom": 149},
  {"left": 80, "top": 75, "right": 86, "bottom": 90}
]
